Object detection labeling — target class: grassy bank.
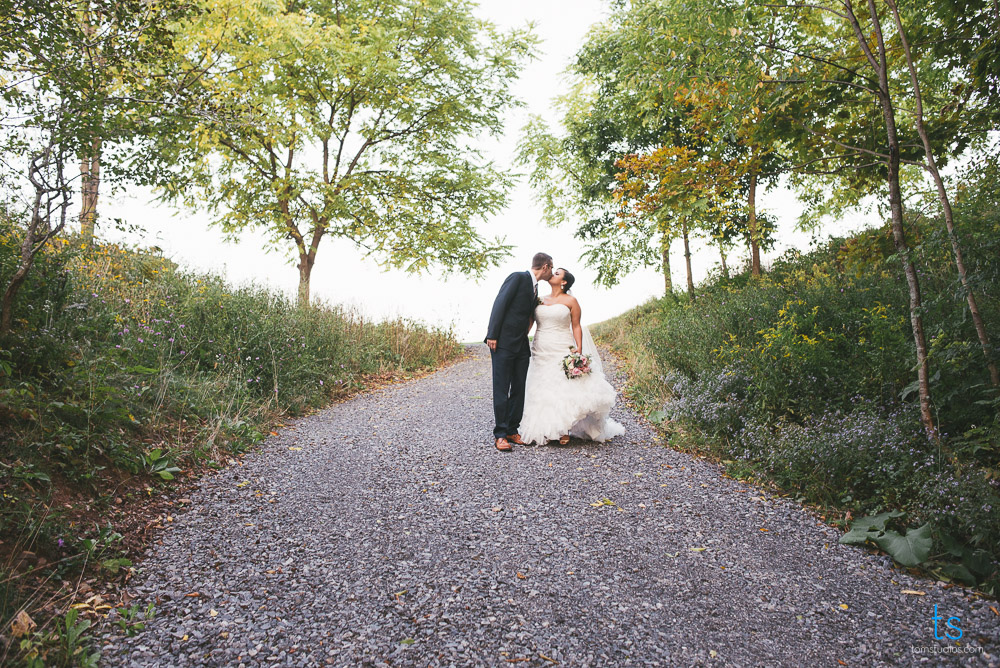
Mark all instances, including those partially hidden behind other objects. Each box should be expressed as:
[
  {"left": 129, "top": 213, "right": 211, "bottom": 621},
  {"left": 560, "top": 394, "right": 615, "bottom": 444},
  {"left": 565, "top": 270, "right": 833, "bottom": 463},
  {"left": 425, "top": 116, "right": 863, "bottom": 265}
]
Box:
[
  {"left": 0, "top": 232, "right": 463, "bottom": 665},
  {"left": 594, "top": 215, "right": 1000, "bottom": 596}
]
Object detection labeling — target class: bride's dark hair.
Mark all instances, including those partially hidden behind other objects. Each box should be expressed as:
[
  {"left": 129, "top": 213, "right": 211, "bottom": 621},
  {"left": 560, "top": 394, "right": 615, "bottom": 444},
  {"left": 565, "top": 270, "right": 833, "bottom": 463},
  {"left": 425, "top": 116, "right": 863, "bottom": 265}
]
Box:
[{"left": 559, "top": 268, "right": 575, "bottom": 292}]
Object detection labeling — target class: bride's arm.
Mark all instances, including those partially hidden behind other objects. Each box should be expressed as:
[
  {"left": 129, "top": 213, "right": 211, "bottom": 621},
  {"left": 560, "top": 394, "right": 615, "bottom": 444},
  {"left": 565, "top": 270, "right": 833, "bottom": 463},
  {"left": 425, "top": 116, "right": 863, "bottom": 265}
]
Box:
[{"left": 569, "top": 299, "right": 583, "bottom": 352}]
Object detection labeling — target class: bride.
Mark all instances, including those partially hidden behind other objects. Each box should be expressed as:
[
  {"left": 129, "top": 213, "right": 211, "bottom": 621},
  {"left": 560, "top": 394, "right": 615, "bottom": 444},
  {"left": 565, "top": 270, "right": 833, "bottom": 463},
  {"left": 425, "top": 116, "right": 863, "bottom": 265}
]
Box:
[{"left": 518, "top": 268, "right": 625, "bottom": 445}]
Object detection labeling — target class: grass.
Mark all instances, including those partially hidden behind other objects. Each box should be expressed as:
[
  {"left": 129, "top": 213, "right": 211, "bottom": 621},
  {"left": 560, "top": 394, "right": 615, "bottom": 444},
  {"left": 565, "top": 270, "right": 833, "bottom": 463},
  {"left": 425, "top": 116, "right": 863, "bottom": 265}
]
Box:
[
  {"left": 0, "top": 231, "right": 465, "bottom": 665},
  {"left": 592, "top": 297, "right": 675, "bottom": 414},
  {"left": 592, "top": 217, "right": 1000, "bottom": 596}
]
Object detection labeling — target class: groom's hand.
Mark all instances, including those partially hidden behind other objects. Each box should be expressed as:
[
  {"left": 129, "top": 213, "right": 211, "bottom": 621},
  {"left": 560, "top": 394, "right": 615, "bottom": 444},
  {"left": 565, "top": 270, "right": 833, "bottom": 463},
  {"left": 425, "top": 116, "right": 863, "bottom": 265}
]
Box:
[{"left": 486, "top": 339, "right": 497, "bottom": 351}]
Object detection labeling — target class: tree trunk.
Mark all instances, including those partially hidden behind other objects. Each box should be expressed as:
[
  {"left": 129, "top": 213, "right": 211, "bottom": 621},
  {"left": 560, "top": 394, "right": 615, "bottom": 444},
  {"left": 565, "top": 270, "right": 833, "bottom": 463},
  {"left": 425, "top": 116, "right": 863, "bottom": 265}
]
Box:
[
  {"left": 748, "top": 168, "right": 761, "bottom": 276},
  {"left": 859, "top": 0, "right": 936, "bottom": 437},
  {"left": 886, "top": 0, "right": 999, "bottom": 387},
  {"left": 2, "top": 145, "right": 69, "bottom": 336},
  {"left": 297, "top": 252, "right": 314, "bottom": 306},
  {"left": 661, "top": 234, "right": 673, "bottom": 295},
  {"left": 718, "top": 240, "right": 730, "bottom": 279},
  {"left": 78, "top": 6, "right": 101, "bottom": 243},
  {"left": 79, "top": 137, "right": 102, "bottom": 242},
  {"left": 682, "top": 220, "right": 694, "bottom": 301},
  {"left": 0, "top": 244, "right": 35, "bottom": 335}
]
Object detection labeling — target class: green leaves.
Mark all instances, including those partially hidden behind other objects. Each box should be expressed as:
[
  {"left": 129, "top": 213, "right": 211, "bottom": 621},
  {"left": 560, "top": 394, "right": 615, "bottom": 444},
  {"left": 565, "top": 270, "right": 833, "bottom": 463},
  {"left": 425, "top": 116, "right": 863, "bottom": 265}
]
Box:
[
  {"left": 142, "top": 448, "right": 182, "bottom": 481},
  {"left": 873, "top": 524, "right": 933, "bottom": 568},
  {"left": 100, "top": 557, "right": 134, "bottom": 574},
  {"left": 839, "top": 513, "right": 932, "bottom": 568},
  {"left": 838, "top": 511, "right": 904, "bottom": 544},
  {"left": 162, "top": 0, "right": 535, "bottom": 301},
  {"left": 62, "top": 609, "right": 94, "bottom": 663}
]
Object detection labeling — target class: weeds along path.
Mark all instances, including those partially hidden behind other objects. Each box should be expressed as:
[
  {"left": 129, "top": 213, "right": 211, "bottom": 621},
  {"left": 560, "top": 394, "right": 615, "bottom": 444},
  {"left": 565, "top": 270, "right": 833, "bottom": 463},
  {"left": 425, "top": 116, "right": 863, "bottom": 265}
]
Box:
[{"left": 101, "top": 346, "right": 998, "bottom": 666}]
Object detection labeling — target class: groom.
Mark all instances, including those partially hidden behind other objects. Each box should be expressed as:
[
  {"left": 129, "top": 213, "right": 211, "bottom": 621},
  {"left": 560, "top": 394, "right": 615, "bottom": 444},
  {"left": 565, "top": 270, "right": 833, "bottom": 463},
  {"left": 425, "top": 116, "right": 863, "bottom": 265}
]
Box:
[{"left": 485, "top": 252, "right": 553, "bottom": 451}]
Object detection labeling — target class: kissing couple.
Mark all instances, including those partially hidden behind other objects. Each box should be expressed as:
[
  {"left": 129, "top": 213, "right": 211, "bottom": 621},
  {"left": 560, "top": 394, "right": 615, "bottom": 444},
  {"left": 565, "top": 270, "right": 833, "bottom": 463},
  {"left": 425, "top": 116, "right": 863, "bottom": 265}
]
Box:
[{"left": 484, "top": 252, "right": 625, "bottom": 451}]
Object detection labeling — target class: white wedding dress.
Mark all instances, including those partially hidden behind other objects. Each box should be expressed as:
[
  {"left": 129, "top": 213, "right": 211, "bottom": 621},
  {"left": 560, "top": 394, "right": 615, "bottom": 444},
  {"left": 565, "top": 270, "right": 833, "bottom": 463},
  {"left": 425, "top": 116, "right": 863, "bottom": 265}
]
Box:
[{"left": 519, "top": 303, "right": 626, "bottom": 445}]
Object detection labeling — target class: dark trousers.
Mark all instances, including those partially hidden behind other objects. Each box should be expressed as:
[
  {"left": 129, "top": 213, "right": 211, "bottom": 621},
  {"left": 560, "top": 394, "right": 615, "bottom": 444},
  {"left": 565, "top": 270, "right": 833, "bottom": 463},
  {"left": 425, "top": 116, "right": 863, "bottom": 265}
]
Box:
[{"left": 491, "top": 346, "right": 530, "bottom": 440}]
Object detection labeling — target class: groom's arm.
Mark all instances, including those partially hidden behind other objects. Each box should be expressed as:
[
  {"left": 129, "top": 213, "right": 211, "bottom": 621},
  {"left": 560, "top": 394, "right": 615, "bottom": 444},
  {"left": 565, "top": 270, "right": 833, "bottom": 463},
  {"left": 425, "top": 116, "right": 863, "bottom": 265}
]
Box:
[{"left": 485, "top": 272, "right": 519, "bottom": 347}]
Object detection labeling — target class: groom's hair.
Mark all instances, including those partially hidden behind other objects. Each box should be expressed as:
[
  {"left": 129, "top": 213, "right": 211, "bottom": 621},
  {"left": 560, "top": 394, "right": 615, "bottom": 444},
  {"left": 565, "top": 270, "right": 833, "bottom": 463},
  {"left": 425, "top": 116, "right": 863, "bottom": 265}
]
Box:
[{"left": 532, "top": 252, "right": 553, "bottom": 269}]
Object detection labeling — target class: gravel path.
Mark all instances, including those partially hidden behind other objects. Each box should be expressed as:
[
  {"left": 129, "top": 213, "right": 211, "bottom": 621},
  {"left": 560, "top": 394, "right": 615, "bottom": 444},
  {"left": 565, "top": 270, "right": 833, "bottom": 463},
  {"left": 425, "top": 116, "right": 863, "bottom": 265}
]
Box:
[{"left": 101, "top": 345, "right": 999, "bottom": 667}]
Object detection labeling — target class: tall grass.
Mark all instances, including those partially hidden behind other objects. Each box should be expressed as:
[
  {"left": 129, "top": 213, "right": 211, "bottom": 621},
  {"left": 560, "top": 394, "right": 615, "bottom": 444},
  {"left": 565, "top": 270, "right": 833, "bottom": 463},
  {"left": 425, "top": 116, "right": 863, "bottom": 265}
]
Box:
[
  {"left": 594, "top": 209, "right": 1000, "bottom": 595},
  {"left": 0, "top": 231, "right": 463, "bottom": 664}
]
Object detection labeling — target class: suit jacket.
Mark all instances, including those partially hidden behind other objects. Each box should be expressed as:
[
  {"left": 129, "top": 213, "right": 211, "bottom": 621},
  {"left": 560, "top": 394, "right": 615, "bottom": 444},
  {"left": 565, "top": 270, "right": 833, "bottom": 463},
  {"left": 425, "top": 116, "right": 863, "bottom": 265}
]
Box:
[{"left": 485, "top": 270, "right": 535, "bottom": 353}]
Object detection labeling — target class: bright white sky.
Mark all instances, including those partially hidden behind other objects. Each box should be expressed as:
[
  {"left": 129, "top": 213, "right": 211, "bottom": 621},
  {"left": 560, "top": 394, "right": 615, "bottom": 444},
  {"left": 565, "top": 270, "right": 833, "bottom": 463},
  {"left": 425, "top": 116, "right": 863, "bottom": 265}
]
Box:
[{"left": 104, "top": 0, "right": 861, "bottom": 342}]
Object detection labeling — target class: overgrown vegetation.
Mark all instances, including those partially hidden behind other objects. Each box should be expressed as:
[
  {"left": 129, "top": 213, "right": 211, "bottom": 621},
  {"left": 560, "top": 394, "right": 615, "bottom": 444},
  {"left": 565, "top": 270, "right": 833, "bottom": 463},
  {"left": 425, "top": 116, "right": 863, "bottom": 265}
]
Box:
[
  {"left": 0, "top": 231, "right": 462, "bottom": 665},
  {"left": 594, "top": 187, "right": 1000, "bottom": 596},
  {"left": 525, "top": 0, "right": 1000, "bottom": 444}
]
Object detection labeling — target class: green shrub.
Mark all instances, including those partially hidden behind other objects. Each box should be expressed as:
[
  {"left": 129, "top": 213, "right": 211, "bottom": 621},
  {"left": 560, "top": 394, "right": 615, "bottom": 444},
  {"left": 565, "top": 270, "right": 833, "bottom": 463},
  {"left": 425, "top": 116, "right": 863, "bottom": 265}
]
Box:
[
  {"left": 596, "top": 196, "right": 1000, "bottom": 593},
  {"left": 0, "top": 233, "right": 463, "bottom": 663}
]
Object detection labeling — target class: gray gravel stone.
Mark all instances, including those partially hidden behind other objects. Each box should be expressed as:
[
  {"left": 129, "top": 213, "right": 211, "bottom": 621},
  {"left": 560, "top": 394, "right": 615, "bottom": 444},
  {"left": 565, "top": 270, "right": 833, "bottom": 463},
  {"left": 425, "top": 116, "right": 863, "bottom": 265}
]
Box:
[{"left": 100, "top": 346, "right": 999, "bottom": 666}]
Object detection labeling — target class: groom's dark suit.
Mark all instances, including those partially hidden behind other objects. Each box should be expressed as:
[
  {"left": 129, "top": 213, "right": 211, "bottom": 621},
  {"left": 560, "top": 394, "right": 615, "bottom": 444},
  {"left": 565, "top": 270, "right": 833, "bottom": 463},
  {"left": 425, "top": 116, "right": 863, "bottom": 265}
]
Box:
[{"left": 485, "top": 270, "right": 536, "bottom": 440}]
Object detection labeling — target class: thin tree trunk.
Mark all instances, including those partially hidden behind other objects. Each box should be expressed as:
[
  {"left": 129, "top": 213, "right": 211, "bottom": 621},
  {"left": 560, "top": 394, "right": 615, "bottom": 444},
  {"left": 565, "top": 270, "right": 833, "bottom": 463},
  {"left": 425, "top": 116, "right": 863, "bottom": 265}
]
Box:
[
  {"left": 682, "top": 220, "right": 694, "bottom": 301},
  {"left": 78, "top": 5, "right": 100, "bottom": 243},
  {"left": 1, "top": 213, "right": 42, "bottom": 335},
  {"left": 79, "top": 137, "right": 101, "bottom": 242},
  {"left": 718, "top": 240, "right": 730, "bottom": 279},
  {"left": 748, "top": 168, "right": 761, "bottom": 276},
  {"left": 2, "top": 144, "right": 70, "bottom": 336},
  {"left": 297, "top": 253, "right": 314, "bottom": 306},
  {"left": 886, "top": 0, "right": 999, "bottom": 387},
  {"left": 298, "top": 216, "right": 329, "bottom": 307},
  {"left": 661, "top": 234, "right": 673, "bottom": 295},
  {"left": 855, "top": 0, "right": 935, "bottom": 437}
]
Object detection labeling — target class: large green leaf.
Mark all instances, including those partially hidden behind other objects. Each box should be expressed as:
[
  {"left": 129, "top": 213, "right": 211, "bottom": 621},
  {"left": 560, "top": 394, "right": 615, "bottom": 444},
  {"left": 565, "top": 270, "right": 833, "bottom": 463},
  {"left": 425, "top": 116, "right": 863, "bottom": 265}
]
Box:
[
  {"left": 873, "top": 523, "right": 932, "bottom": 567},
  {"left": 938, "top": 563, "right": 977, "bottom": 586},
  {"left": 966, "top": 549, "right": 995, "bottom": 578},
  {"left": 839, "top": 526, "right": 878, "bottom": 546},
  {"left": 838, "top": 511, "right": 904, "bottom": 545}
]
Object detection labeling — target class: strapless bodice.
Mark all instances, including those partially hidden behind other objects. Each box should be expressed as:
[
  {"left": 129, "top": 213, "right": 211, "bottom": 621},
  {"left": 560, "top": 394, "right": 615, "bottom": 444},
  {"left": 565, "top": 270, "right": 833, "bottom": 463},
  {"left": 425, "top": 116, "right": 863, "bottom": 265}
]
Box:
[{"left": 532, "top": 304, "right": 575, "bottom": 355}]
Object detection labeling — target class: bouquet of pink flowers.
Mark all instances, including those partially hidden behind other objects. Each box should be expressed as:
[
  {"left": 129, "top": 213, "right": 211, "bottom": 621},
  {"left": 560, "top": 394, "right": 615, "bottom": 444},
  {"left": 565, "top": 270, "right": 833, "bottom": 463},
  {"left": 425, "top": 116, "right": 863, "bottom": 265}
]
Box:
[{"left": 562, "top": 347, "right": 593, "bottom": 379}]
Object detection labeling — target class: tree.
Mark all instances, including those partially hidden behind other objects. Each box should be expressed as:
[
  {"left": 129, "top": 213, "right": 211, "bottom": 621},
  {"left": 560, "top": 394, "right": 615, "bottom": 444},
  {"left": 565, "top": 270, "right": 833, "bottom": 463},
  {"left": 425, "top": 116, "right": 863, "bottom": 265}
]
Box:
[
  {"left": 0, "top": 135, "right": 73, "bottom": 335},
  {"left": 161, "top": 0, "right": 534, "bottom": 305},
  {"left": 612, "top": 0, "right": 944, "bottom": 436},
  {"left": 605, "top": 2, "right": 791, "bottom": 278},
  {"left": 614, "top": 140, "right": 741, "bottom": 301},
  {"left": 0, "top": 0, "right": 189, "bottom": 334},
  {"left": 516, "top": 26, "right": 686, "bottom": 294},
  {"left": 885, "top": 0, "right": 998, "bottom": 387}
]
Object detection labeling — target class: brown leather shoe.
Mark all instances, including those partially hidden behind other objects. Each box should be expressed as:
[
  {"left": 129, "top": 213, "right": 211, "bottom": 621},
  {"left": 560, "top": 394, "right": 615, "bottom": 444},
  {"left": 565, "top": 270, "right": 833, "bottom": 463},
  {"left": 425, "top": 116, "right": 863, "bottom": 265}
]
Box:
[
  {"left": 495, "top": 437, "right": 512, "bottom": 452},
  {"left": 506, "top": 434, "right": 525, "bottom": 445}
]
